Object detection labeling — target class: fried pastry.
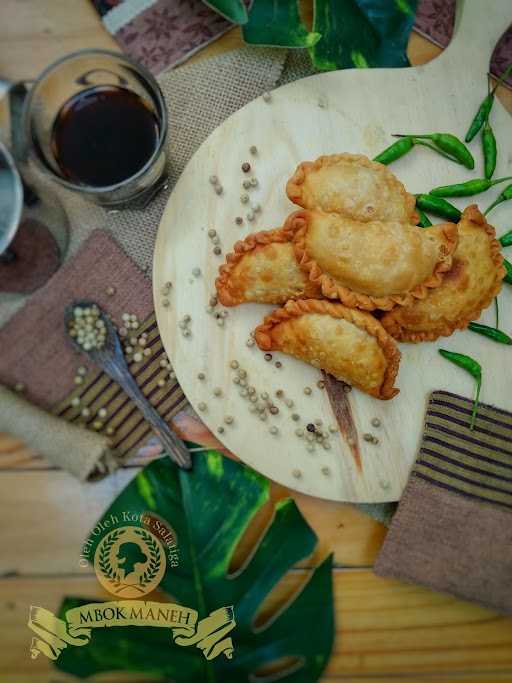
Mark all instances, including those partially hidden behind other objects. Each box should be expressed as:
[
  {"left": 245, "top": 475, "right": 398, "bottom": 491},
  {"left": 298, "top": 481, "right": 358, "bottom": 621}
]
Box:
[
  {"left": 381, "top": 205, "right": 505, "bottom": 342},
  {"left": 284, "top": 210, "right": 458, "bottom": 311},
  {"left": 254, "top": 299, "right": 400, "bottom": 399},
  {"left": 286, "top": 153, "right": 418, "bottom": 223},
  {"left": 215, "top": 228, "right": 322, "bottom": 306}
]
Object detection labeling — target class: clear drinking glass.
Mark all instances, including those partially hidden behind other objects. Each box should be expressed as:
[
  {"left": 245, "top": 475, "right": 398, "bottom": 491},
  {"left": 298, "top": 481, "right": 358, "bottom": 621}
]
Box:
[{"left": 22, "top": 49, "right": 168, "bottom": 209}]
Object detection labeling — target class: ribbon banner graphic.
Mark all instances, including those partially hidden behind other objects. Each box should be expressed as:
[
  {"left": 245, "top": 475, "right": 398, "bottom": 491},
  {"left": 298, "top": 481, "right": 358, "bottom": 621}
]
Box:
[{"left": 28, "top": 601, "right": 236, "bottom": 661}]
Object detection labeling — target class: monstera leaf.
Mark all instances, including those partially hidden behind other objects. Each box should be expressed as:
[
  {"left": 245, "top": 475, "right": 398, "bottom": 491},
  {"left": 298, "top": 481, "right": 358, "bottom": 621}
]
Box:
[
  {"left": 204, "top": 0, "right": 417, "bottom": 70},
  {"left": 55, "top": 450, "right": 334, "bottom": 681},
  {"left": 242, "top": 0, "right": 321, "bottom": 48},
  {"left": 203, "top": 0, "right": 248, "bottom": 24},
  {"left": 310, "top": 0, "right": 418, "bottom": 70}
]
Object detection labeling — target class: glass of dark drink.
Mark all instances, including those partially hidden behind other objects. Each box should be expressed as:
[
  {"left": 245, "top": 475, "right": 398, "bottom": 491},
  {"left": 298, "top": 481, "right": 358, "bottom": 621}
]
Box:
[{"left": 23, "top": 49, "right": 168, "bottom": 209}]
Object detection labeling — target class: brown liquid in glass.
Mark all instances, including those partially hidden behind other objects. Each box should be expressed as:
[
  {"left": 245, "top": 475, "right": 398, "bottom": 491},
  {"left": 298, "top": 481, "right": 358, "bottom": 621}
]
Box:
[{"left": 51, "top": 85, "right": 159, "bottom": 187}]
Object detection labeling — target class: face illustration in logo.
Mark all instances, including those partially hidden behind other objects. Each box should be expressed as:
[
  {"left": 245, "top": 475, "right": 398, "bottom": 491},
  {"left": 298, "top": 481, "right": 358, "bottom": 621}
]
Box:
[
  {"left": 94, "top": 526, "right": 166, "bottom": 598},
  {"left": 116, "top": 542, "right": 147, "bottom": 579}
]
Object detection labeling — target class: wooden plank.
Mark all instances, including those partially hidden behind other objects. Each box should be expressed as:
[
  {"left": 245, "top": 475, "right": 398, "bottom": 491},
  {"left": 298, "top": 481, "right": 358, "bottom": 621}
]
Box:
[
  {"left": 0, "top": 470, "right": 385, "bottom": 575},
  {"left": 0, "top": 470, "right": 138, "bottom": 576},
  {"left": 2, "top": 572, "right": 511, "bottom": 678},
  {"left": 0, "top": 0, "right": 118, "bottom": 81}
]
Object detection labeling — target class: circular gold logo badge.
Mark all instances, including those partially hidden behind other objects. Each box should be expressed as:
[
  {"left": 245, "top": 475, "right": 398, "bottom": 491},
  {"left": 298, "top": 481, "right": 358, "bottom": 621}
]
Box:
[{"left": 94, "top": 525, "right": 166, "bottom": 598}]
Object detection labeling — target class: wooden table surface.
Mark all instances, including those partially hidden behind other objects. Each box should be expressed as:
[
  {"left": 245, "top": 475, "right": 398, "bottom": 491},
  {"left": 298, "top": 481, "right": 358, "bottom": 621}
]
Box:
[{"left": 1, "top": 2, "right": 512, "bottom": 681}]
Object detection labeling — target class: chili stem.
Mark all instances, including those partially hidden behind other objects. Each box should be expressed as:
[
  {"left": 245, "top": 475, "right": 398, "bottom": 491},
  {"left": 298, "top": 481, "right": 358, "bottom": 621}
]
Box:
[
  {"left": 495, "top": 297, "right": 500, "bottom": 329},
  {"left": 484, "top": 197, "right": 502, "bottom": 215},
  {"left": 470, "top": 376, "right": 481, "bottom": 431},
  {"left": 491, "top": 176, "right": 512, "bottom": 186},
  {"left": 413, "top": 140, "right": 462, "bottom": 164}
]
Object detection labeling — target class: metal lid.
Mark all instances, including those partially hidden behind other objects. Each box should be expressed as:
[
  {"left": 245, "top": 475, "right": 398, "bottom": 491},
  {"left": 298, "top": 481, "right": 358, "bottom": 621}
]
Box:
[{"left": 0, "top": 140, "right": 23, "bottom": 254}]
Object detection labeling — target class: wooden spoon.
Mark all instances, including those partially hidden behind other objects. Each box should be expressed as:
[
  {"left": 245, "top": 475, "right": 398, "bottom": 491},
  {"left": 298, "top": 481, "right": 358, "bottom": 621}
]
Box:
[{"left": 65, "top": 300, "right": 191, "bottom": 470}]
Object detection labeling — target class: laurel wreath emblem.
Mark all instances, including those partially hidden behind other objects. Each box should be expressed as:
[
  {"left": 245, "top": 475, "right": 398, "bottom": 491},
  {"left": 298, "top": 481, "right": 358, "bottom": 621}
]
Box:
[
  {"left": 98, "top": 529, "right": 123, "bottom": 584},
  {"left": 97, "top": 527, "right": 162, "bottom": 591}
]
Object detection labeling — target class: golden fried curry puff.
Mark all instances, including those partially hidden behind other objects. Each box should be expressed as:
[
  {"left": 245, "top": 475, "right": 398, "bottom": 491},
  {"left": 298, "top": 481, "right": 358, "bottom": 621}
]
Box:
[
  {"left": 286, "top": 153, "right": 418, "bottom": 223},
  {"left": 381, "top": 205, "right": 505, "bottom": 342},
  {"left": 254, "top": 299, "right": 401, "bottom": 400},
  {"left": 215, "top": 228, "right": 322, "bottom": 306},
  {"left": 284, "top": 210, "right": 458, "bottom": 311}
]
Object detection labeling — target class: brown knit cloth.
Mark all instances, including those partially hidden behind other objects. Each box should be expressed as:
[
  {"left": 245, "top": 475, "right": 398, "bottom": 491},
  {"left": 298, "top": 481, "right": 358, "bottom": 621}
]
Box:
[
  {"left": 0, "top": 230, "right": 187, "bottom": 469},
  {"left": 375, "top": 390, "right": 512, "bottom": 616}
]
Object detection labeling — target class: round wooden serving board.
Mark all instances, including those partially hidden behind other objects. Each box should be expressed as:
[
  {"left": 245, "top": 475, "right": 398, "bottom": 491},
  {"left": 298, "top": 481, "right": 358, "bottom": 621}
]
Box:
[{"left": 154, "top": 0, "right": 512, "bottom": 503}]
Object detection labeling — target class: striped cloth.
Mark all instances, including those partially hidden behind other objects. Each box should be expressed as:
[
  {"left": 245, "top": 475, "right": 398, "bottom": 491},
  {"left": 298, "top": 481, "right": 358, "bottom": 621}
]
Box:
[
  {"left": 375, "top": 390, "right": 512, "bottom": 616},
  {"left": 417, "top": 390, "right": 512, "bottom": 510},
  {"left": 53, "top": 313, "right": 187, "bottom": 461}
]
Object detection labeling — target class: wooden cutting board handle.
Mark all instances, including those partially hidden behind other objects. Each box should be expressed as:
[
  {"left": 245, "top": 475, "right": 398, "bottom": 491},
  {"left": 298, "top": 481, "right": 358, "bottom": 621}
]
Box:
[{"left": 429, "top": 0, "right": 512, "bottom": 76}]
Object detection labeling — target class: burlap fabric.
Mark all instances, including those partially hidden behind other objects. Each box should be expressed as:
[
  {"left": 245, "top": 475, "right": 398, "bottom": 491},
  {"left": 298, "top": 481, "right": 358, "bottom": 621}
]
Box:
[{"left": 0, "top": 386, "right": 118, "bottom": 480}]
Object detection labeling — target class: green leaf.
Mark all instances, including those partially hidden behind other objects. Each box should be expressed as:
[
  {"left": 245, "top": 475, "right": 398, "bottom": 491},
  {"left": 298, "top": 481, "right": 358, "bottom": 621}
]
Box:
[
  {"left": 203, "top": 0, "right": 248, "bottom": 24},
  {"left": 310, "top": 0, "right": 418, "bottom": 71},
  {"left": 243, "top": 0, "right": 320, "bottom": 48},
  {"left": 55, "top": 452, "right": 334, "bottom": 681}
]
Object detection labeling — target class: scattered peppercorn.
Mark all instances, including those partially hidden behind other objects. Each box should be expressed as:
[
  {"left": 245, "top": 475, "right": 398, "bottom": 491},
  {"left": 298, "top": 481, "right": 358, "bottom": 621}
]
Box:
[{"left": 242, "top": 162, "right": 251, "bottom": 173}]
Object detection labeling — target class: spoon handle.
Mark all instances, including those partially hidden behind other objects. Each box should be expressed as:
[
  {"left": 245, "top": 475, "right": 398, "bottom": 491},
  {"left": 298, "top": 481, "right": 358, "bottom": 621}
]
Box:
[{"left": 102, "top": 355, "right": 192, "bottom": 470}]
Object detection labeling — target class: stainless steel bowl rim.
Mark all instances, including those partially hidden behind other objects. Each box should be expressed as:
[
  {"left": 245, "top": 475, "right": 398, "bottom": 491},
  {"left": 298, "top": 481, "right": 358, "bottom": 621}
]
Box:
[{"left": 0, "top": 140, "right": 23, "bottom": 254}]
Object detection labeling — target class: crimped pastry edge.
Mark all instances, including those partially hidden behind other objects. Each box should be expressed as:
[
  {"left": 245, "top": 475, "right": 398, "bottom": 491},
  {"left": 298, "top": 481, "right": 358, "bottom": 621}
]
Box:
[
  {"left": 254, "top": 298, "right": 401, "bottom": 400},
  {"left": 283, "top": 210, "right": 459, "bottom": 312},
  {"left": 381, "top": 204, "right": 506, "bottom": 342},
  {"left": 215, "top": 227, "right": 317, "bottom": 307},
  {"left": 285, "top": 153, "right": 419, "bottom": 224}
]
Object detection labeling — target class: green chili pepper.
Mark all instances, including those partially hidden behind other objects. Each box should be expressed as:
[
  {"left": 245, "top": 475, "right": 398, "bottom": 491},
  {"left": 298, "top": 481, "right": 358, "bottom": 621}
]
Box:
[
  {"left": 438, "top": 349, "right": 482, "bottom": 430},
  {"left": 482, "top": 120, "right": 497, "bottom": 179},
  {"left": 416, "top": 208, "right": 432, "bottom": 228},
  {"left": 468, "top": 322, "right": 512, "bottom": 345},
  {"left": 395, "top": 133, "right": 474, "bottom": 169},
  {"left": 373, "top": 137, "right": 460, "bottom": 165},
  {"left": 499, "top": 229, "right": 512, "bottom": 247},
  {"left": 465, "top": 64, "right": 512, "bottom": 142},
  {"left": 484, "top": 183, "right": 512, "bottom": 215},
  {"left": 429, "top": 175, "right": 512, "bottom": 198},
  {"left": 465, "top": 92, "right": 495, "bottom": 143},
  {"left": 504, "top": 259, "right": 512, "bottom": 285},
  {"left": 495, "top": 297, "right": 500, "bottom": 329},
  {"left": 415, "top": 194, "right": 461, "bottom": 222},
  {"left": 373, "top": 137, "right": 414, "bottom": 164}
]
